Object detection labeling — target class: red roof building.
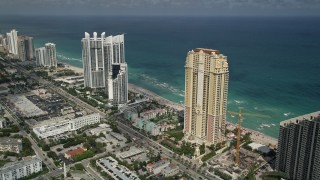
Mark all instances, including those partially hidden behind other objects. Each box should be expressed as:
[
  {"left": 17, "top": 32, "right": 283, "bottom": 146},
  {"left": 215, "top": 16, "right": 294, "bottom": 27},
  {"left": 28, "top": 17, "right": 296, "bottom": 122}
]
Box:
[{"left": 64, "top": 147, "right": 86, "bottom": 160}]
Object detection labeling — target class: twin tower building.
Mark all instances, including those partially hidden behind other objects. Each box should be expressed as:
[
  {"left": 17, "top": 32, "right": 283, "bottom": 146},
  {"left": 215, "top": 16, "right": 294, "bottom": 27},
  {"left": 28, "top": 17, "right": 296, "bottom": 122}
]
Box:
[{"left": 82, "top": 32, "right": 128, "bottom": 106}]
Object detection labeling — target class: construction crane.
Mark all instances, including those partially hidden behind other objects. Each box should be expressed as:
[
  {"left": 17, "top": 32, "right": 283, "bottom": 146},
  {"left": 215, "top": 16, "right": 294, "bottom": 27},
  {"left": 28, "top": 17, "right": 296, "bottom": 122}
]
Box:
[{"left": 227, "top": 110, "right": 271, "bottom": 166}]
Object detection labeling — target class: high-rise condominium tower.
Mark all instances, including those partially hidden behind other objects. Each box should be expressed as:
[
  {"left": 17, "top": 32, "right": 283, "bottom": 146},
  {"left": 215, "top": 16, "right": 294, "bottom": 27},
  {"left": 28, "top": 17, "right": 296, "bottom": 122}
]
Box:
[
  {"left": 82, "top": 32, "right": 106, "bottom": 88},
  {"left": 109, "top": 63, "right": 128, "bottom": 105},
  {"left": 17, "top": 37, "right": 27, "bottom": 61},
  {"left": 17, "top": 36, "right": 34, "bottom": 61},
  {"left": 6, "top": 29, "right": 18, "bottom": 55},
  {"left": 276, "top": 111, "right": 320, "bottom": 180},
  {"left": 35, "top": 43, "right": 57, "bottom": 67},
  {"left": 35, "top": 47, "right": 46, "bottom": 66},
  {"left": 82, "top": 32, "right": 127, "bottom": 105},
  {"left": 184, "top": 48, "right": 229, "bottom": 145},
  {"left": 44, "top": 43, "right": 57, "bottom": 67}
]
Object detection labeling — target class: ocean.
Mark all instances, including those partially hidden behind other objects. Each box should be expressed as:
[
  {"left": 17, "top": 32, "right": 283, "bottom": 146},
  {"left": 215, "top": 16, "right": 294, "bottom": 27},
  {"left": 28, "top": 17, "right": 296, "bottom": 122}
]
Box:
[{"left": 1, "top": 15, "right": 320, "bottom": 138}]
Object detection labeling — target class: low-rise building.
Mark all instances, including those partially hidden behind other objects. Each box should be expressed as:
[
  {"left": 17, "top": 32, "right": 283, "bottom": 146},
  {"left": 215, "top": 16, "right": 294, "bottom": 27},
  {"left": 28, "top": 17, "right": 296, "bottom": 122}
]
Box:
[
  {"left": 33, "top": 113, "right": 101, "bottom": 139},
  {"left": 118, "top": 147, "right": 144, "bottom": 160},
  {"left": 146, "top": 160, "right": 170, "bottom": 174},
  {"left": 161, "top": 164, "right": 180, "bottom": 177},
  {"left": 96, "top": 156, "right": 139, "bottom": 180},
  {"left": 0, "top": 156, "right": 42, "bottom": 180},
  {"left": 134, "top": 118, "right": 160, "bottom": 136},
  {"left": 140, "top": 109, "right": 167, "bottom": 120},
  {"left": 64, "top": 147, "right": 86, "bottom": 160},
  {"left": 0, "top": 137, "right": 22, "bottom": 153}
]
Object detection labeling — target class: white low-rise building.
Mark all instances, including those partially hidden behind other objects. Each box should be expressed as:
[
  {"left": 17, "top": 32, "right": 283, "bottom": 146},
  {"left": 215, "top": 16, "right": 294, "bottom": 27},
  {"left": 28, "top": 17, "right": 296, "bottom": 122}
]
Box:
[
  {"left": 0, "top": 156, "right": 42, "bottom": 180},
  {"left": 33, "top": 113, "right": 101, "bottom": 139},
  {"left": 96, "top": 156, "right": 139, "bottom": 180}
]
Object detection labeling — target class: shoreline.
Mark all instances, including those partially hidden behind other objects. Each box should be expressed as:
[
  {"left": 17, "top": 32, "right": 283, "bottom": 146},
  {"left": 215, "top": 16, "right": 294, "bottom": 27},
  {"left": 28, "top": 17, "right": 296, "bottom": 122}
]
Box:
[{"left": 60, "top": 62, "right": 278, "bottom": 146}]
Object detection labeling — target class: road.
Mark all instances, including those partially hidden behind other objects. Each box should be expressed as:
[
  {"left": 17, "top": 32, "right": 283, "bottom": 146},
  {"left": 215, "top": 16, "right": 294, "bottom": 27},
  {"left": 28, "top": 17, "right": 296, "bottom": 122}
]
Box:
[{"left": 0, "top": 101, "right": 57, "bottom": 172}]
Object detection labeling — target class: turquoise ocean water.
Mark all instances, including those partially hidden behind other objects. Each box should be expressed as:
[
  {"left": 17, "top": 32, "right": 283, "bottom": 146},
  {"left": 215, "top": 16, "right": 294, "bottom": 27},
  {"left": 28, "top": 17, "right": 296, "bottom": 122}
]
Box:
[{"left": 1, "top": 15, "right": 320, "bottom": 138}]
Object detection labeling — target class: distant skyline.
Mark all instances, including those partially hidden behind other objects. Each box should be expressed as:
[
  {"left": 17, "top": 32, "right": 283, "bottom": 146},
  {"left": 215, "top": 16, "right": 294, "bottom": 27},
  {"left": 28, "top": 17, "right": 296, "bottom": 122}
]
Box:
[{"left": 1, "top": 0, "right": 320, "bottom": 16}]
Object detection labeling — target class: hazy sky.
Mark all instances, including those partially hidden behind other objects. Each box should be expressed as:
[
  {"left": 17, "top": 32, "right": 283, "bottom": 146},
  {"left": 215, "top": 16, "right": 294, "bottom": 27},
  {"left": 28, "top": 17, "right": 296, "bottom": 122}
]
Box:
[{"left": 1, "top": 0, "right": 320, "bottom": 16}]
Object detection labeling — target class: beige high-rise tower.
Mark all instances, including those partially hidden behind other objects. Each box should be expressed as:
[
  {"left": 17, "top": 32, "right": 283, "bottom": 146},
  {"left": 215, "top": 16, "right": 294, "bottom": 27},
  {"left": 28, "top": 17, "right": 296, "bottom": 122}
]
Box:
[{"left": 184, "top": 48, "right": 229, "bottom": 145}]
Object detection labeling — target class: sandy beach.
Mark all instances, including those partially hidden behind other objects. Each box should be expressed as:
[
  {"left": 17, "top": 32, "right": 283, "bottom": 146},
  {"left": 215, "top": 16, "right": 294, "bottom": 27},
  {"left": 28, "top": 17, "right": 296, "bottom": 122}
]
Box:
[
  {"left": 63, "top": 64, "right": 184, "bottom": 111},
  {"left": 226, "top": 122, "right": 278, "bottom": 148},
  {"left": 128, "top": 83, "right": 184, "bottom": 111},
  {"left": 63, "top": 64, "right": 84, "bottom": 74}
]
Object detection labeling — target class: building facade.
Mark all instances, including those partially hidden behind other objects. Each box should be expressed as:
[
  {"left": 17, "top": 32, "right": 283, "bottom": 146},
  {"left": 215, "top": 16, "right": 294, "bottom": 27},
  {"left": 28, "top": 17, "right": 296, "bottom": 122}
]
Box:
[
  {"left": 82, "top": 32, "right": 106, "bottom": 88},
  {"left": 33, "top": 113, "right": 101, "bottom": 139},
  {"left": 0, "top": 156, "right": 42, "bottom": 180},
  {"left": 109, "top": 63, "right": 128, "bottom": 105},
  {"left": 45, "top": 43, "right": 57, "bottom": 67},
  {"left": 35, "top": 47, "right": 46, "bottom": 66},
  {"left": 184, "top": 48, "right": 229, "bottom": 145},
  {"left": 82, "top": 32, "right": 128, "bottom": 105},
  {"left": 25, "top": 36, "right": 34, "bottom": 60},
  {"left": 276, "top": 111, "right": 320, "bottom": 180},
  {"left": 17, "top": 36, "right": 34, "bottom": 61},
  {"left": 6, "top": 29, "right": 18, "bottom": 55},
  {"left": 35, "top": 43, "right": 57, "bottom": 67},
  {"left": 0, "top": 138, "right": 22, "bottom": 153},
  {"left": 17, "top": 37, "right": 27, "bottom": 61}
]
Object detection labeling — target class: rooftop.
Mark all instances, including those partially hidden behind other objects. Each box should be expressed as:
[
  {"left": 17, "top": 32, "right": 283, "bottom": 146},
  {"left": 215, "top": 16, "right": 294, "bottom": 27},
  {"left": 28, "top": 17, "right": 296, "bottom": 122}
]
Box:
[
  {"left": 65, "top": 147, "right": 86, "bottom": 157},
  {"left": 280, "top": 111, "right": 320, "bottom": 126},
  {"left": 0, "top": 137, "right": 22, "bottom": 145},
  {"left": 193, "top": 48, "right": 220, "bottom": 55},
  {"left": 97, "top": 156, "right": 139, "bottom": 180}
]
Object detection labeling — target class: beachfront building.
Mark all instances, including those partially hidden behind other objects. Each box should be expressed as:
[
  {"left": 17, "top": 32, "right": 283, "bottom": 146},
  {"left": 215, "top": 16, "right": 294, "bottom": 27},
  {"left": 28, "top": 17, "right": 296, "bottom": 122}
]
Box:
[
  {"left": 35, "top": 43, "right": 57, "bottom": 67},
  {"left": 82, "top": 32, "right": 106, "bottom": 88},
  {"left": 35, "top": 47, "right": 46, "bottom": 66},
  {"left": 45, "top": 43, "right": 57, "bottom": 67},
  {"left": 0, "top": 156, "right": 42, "bottom": 180},
  {"left": 6, "top": 29, "right": 18, "bottom": 56},
  {"left": 109, "top": 63, "right": 128, "bottom": 105},
  {"left": 17, "top": 37, "right": 27, "bottom": 61},
  {"left": 82, "top": 32, "right": 128, "bottom": 105},
  {"left": 17, "top": 36, "right": 34, "bottom": 61},
  {"left": 184, "top": 48, "right": 229, "bottom": 145},
  {"left": 276, "top": 111, "right": 320, "bottom": 180}
]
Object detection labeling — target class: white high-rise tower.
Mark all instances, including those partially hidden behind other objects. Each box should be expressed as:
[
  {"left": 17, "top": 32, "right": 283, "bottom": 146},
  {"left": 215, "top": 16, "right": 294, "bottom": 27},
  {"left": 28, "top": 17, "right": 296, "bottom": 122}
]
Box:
[
  {"left": 44, "top": 43, "right": 57, "bottom": 67},
  {"left": 82, "top": 32, "right": 106, "bottom": 88},
  {"left": 6, "top": 29, "right": 18, "bottom": 55},
  {"left": 82, "top": 32, "right": 128, "bottom": 105}
]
